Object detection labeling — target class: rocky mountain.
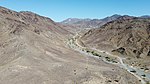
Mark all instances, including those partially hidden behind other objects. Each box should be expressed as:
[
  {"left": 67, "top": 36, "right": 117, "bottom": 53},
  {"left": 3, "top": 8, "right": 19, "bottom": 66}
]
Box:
[
  {"left": 81, "top": 16, "right": 150, "bottom": 58},
  {"left": 60, "top": 14, "right": 121, "bottom": 28},
  {"left": 100, "top": 14, "right": 122, "bottom": 23},
  {"left": 61, "top": 18, "right": 91, "bottom": 24},
  {"left": 140, "top": 15, "right": 150, "bottom": 18},
  {"left": 0, "top": 6, "right": 141, "bottom": 84}
]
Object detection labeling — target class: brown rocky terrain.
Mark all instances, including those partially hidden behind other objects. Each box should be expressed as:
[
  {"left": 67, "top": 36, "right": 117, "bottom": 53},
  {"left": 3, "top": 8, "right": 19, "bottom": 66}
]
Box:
[
  {"left": 0, "top": 6, "right": 142, "bottom": 84},
  {"left": 81, "top": 16, "right": 150, "bottom": 57},
  {"left": 80, "top": 16, "right": 150, "bottom": 72}
]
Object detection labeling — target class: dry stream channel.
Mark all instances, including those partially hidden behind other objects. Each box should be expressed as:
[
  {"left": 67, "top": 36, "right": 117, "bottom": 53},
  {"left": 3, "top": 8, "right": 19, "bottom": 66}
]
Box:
[{"left": 67, "top": 32, "right": 150, "bottom": 84}]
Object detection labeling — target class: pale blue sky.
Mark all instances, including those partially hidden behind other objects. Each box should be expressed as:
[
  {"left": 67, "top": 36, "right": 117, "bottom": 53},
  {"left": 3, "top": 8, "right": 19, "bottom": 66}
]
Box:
[{"left": 0, "top": 0, "right": 150, "bottom": 21}]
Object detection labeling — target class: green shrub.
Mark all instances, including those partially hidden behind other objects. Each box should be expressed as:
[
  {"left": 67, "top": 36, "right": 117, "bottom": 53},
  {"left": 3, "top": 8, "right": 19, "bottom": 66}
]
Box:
[
  {"left": 146, "top": 82, "right": 150, "bottom": 84},
  {"left": 130, "top": 70, "right": 136, "bottom": 73},
  {"left": 86, "top": 50, "right": 90, "bottom": 53},
  {"left": 141, "top": 74, "right": 146, "bottom": 77},
  {"left": 91, "top": 51, "right": 101, "bottom": 57}
]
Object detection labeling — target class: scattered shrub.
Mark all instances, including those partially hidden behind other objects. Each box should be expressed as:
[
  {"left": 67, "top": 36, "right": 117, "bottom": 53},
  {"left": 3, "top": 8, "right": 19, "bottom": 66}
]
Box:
[
  {"left": 141, "top": 74, "right": 146, "bottom": 77},
  {"left": 86, "top": 50, "right": 90, "bottom": 53},
  {"left": 114, "top": 80, "right": 119, "bottom": 82},
  {"left": 130, "top": 70, "right": 136, "bottom": 73}
]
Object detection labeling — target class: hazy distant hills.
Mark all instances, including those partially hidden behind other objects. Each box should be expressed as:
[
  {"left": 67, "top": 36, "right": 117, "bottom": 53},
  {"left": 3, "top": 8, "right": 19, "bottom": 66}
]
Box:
[
  {"left": 140, "top": 15, "right": 150, "bottom": 18},
  {"left": 61, "top": 18, "right": 91, "bottom": 24},
  {"left": 61, "top": 14, "right": 150, "bottom": 28},
  {"left": 60, "top": 14, "right": 121, "bottom": 28}
]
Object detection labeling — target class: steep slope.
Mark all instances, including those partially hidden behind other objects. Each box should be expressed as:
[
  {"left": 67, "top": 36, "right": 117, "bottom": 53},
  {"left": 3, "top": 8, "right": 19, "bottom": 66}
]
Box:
[
  {"left": 0, "top": 6, "right": 141, "bottom": 84},
  {"left": 81, "top": 16, "right": 150, "bottom": 57},
  {"left": 80, "top": 16, "right": 150, "bottom": 70},
  {"left": 0, "top": 6, "right": 71, "bottom": 65}
]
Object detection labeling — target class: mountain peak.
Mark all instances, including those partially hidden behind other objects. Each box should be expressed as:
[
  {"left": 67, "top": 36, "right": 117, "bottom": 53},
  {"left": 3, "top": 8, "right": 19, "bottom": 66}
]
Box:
[
  {"left": 61, "top": 18, "right": 91, "bottom": 24},
  {"left": 140, "top": 15, "right": 150, "bottom": 18}
]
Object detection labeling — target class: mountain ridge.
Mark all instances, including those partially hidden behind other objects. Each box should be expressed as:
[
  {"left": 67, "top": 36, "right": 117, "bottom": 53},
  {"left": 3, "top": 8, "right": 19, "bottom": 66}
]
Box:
[
  {"left": 60, "top": 14, "right": 121, "bottom": 28},
  {"left": 61, "top": 14, "right": 150, "bottom": 28}
]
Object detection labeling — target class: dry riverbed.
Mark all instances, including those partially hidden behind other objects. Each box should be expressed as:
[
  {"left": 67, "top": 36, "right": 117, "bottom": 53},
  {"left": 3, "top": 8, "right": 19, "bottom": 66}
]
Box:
[{"left": 67, "top": 32, "right": 150, "bottom": 84}]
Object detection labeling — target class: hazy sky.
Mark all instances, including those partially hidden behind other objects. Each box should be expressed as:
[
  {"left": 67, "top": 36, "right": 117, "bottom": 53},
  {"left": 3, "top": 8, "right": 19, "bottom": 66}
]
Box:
[{"left": 0, "top": 0, "right": 150, "bottom": 21}]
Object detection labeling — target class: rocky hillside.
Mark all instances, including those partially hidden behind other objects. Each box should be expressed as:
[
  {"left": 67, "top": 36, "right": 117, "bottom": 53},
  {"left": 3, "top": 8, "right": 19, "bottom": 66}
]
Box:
[
  {"left": 0, "top": 6, "right": 76, "bottom": 84},
  {"left": 60, "top": 14, "right": 121, "bottom": 28},
  {"left": 0, "top": 7, "right": 71, "bottom": 37},
  {"left": 0, "top": 6, "right": 142, "bottom": 84},
  {"left": 81, "top": 16, "right": 150, "bottom": 58}
]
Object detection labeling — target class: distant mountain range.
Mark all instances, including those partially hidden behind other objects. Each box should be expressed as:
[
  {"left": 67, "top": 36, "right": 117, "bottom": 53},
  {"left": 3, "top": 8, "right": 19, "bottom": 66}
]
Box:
[
  {"left": 60, "top": 14, "right": 121, "bottom": 28},
  {"left": 140, "top": 15, "right": 150, "bottom": 18},
  {"left": 61, "top": 14, "right": 150, "bottom": 28}
]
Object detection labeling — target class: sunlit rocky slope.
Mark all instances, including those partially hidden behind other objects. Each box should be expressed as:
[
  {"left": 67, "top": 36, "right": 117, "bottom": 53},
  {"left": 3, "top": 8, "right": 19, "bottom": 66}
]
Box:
[{"left": 0, "top": 6, "right": 141, "bottom": 84}]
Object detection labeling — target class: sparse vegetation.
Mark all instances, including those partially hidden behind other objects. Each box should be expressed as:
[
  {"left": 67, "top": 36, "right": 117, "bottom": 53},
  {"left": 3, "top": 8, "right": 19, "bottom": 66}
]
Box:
[
  {"left": 107, "top": 80, "right": 112, "bottom": 82},
  {"left": 112, "top": 60, "right": 118, "bottom": 63},
  {"left": 105, "top": 57, "right": 111, "bottom": 61},
  {"left": 145, "top": 67, "right": 149, "bottom": 71},
  {"left": 130, "top": 70, "right": 136, "bottom": 73},
  {"left": 141, "top": 74, "right": 146, "bottom": 77},
  {"left": 104, "top": 56, "right": 117, "bottom": 63},
  {"left": 91, "top": 51, "right": 101, "bottom": 57},
  {"left": 86, "top": 50, "right": 90, "bottom": 53},
  {"left": 114, "top": 80, "right": 119, "bottom": 82},
  {"left": 146, "top": 81, "right": 150, "bottom": 84}
]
